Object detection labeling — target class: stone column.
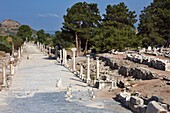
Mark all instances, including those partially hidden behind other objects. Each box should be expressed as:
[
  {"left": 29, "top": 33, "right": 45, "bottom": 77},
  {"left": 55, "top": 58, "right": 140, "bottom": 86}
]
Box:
[
  {"left": 20, "top": 46, "right": 22, "bottom": 55},
  {"left": 20, "top": 45, "right": 23, "bottom": 54},
  {"left": 65, "top": 50, "right": 67, "bottom": 66},
  {"left": 86, "top": 55, "right": 91, "bottom": 83},
  {"left": 37, "top": 42, "right": 39, "bottom": 47},
  {"left": 38, "top": 42, "right": 40, "bottom": 48},
  {"left": 80, "top": 63, "right": 83, "bottom": 79},
  {"left": 10, "top": 64, "right": 15, "bottom": 75},
  {"left": 2, "top": 62, "right": 7, "bottom": 88},
  {"left": 60, "top": 50, "right": 62, "bottom": 64},
  {"left": 12, "top": 43, "right": 14, "bottom": 56},
  {"left": 41, "top": 44, "right": 43, "bottom": 52},
  {"left": 39, "top": 43, "right": 41, "bottom": 50},
  {"left": 49, "top": 47, "right": 51, "bottom": 55},
  {"left": 62, "top": 49, "right": 65, "bottom": 65},
  {"left": 18, "top": 47, "right": 21, "bottom": 59},
  {"left": 43, "top": 44, "right": 45, "bottom": 53},
  {"left": 45, "top": 45, "right": 47, "bottom": 54},
  {"left": 96, "top": 57, "right": 100, "bottom": 80},
  {"left": 55, "top": 45, "right": 59, "bottom": 61},
  {"left": 41, "top": 44, "right": 43, "bottom": 51},
  {"left": 71, "top": 48, "right": 77, "bottom": 71}
]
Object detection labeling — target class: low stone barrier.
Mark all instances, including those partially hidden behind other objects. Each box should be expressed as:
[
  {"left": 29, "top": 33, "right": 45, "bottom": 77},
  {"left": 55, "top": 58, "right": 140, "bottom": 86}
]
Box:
[
  {"left": 126, "top": 54, "right": 170, "bottom": 71},
  {"left": 99, "top": 56, "right": 159, "bottom": 80}
]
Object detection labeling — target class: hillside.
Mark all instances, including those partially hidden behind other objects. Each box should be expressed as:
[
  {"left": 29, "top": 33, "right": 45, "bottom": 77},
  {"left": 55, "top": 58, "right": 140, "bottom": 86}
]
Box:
[{"left": 0, "top": 19, "right": 21, "bottom": 36}]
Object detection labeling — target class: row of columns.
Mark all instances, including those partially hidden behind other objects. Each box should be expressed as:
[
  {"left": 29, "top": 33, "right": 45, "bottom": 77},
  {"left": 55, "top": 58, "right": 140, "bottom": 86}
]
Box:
[
  {"left": 1, "top": 41, "right": 25, "bottom": 89},
  {"left": 36, "top": 42, "right": 69, "bottom": 67},
  {"left": 36, "top": 43, "right": 100, "bottom": 85},
  {"left": 37, "top": 42, "right": 46, "bottom": 53},
  {"left": 70, "top": 48, "right": 100, "bottom": 84}
]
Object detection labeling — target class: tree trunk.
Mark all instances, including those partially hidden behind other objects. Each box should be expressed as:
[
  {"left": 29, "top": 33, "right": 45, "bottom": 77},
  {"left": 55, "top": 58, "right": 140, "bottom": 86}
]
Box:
[
  {"left": 79, "top": 38, "right": 81, "bottom": 55},
  {"left": 83, "top": 39, "right": 88, "bottom": 55},
  {"left": 75, "top": 32, "right": 79, "bottom": 56}
]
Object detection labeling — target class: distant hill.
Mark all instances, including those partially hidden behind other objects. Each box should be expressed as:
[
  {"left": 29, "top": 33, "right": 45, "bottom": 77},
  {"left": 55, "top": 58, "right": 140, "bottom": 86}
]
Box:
[{"left": 0, "top": 19, "right": 21, "bottom": 36}]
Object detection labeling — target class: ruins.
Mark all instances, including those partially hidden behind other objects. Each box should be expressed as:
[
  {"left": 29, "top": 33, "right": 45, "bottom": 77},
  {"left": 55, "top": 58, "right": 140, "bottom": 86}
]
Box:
[{"left": 0, "top": 42, "right": 170, "bottom": 113}]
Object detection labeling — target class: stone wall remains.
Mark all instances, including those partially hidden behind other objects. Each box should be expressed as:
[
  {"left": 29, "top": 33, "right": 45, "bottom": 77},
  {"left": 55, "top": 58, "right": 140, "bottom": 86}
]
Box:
[{"left": 126, "top": 54, "right": 170, "bottom": 71}]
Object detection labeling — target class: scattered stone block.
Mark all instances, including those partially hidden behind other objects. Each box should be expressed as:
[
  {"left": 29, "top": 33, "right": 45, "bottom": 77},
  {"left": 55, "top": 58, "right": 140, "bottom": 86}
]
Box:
[
  {"left": 130, "top": 96, "right": 144, "bottom": 105},
  {"left": 137, "top": 105, "right": 147, "bottom": 113},
  {"left": 116, "top": 92, "right": 131, "bottom": 104},
  {"left": 95, "top": 80, "right": 116, "bottom": 89},
  {"left": 146, "top": 101, "right": 168, "bottom": 113}
]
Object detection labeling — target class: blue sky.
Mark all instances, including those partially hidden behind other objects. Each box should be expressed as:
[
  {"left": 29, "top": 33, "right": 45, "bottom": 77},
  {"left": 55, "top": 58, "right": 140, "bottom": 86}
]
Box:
[{"left": 0, "top": 0, "right": 153, "bottom": 34}]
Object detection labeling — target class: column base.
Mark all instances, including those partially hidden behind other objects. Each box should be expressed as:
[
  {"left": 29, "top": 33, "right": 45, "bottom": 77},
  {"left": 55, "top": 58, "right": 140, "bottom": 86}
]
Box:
[{"left": 86, "top": 79, "right": 91, "bottom": 84}]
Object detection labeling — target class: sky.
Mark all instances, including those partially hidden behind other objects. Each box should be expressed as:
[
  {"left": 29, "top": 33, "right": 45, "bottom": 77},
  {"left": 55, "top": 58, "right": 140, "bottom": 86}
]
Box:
[{"left": 0, "top": 0, "right": 153, "bottom": 34}]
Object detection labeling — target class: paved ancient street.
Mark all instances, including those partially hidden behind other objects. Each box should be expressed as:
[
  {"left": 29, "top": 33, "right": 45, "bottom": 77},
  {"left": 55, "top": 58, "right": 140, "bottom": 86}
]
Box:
[{"left": 0, "top": 43, "right": 132, "bottom": 113}]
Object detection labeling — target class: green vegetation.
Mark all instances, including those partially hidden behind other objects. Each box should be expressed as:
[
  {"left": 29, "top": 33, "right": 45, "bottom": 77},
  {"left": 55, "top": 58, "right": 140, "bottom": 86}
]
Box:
[
  {"left": 62, "top": 2, "right": 101, "bottom": 55},
  {"left": 60, "top": 2, "right": 142, "bottom": 53},
  {"left": 17, "top": 25, "right": 32, "bottom": 41},
  {"left": 35, "top": 29, "right": 52, "bottom": 46},
  {"left": 138, "top": 0, "right": 170, "bottom": 47},
  {"left": 93, "top": 2, "right": 139, "bottom": 52},
  {"left": 0, "top": 36, "right": 12, "bottom": 53}
]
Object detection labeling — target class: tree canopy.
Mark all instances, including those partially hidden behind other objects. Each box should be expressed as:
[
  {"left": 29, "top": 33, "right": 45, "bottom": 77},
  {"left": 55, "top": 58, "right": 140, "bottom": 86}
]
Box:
[
  {"left": 138, "top": 0, "right": 170, "bottom": 47},
  {"left": 93, "top": 2, "right": 139, "bottom": 52},
  {"left": 17, "top": 25, "right": 32, "bottom": 41},
  {"left": 35, "top": 29, "right": 52, "bottom": 45},
  {"left": 62, "top": 2, "right": 101, "bottom": 55}
]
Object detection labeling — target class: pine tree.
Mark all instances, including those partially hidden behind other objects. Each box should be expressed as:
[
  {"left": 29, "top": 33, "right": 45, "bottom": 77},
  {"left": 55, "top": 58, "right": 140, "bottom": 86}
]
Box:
[
  {"left": 62, "top": 2, "right": 101, "bottom": 55},
  {"left": 138, "top": 0, "right": 170, "bottom": 47},
  {"left": 93, "top": 2, "right": 138, "bottom": 52}
]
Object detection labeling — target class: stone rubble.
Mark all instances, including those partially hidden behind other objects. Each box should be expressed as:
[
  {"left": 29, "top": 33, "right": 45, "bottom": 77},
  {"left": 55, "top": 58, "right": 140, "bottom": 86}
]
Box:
[
  {"left": 115, "top": 92, "right": 169, "bottom": 113},
  {"left": 126, "top": 54, "right": 170, "bottom": 71}
]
